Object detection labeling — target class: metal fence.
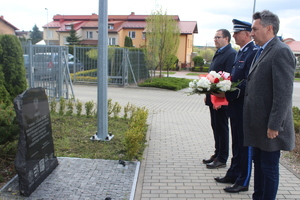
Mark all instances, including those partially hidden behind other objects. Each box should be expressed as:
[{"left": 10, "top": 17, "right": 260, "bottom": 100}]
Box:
[
  {"left": 71, "top": 46, "right": 149, "bottom": 85},
  {"left": 22, "top": 43, "right": 74, "bottom": 100},
  {"left": 23, "top": 43, "right": 149, "bottom": 99}
]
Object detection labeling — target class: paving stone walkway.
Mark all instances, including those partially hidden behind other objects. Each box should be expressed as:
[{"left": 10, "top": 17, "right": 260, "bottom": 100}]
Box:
[{"left": 1, "top": 76, "right": 300, "bottom": 199}]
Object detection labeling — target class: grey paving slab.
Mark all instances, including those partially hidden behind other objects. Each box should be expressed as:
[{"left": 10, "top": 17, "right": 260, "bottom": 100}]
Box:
[
  {"left": 1, "top": 78, "right": 300, "bottom": 200},
  {"left": 0, "top": 158, "right": 139, "bottom": 200}
]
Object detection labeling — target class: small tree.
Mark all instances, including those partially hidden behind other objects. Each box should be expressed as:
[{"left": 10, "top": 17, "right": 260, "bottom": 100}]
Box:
[
  {"left": 124, "top": 36, "right": 133, "bottom": 47},
  {"left": 192, "top": 56, "right": 205, "bottom": 72},
  {"left": 193, "top": 56, "right": 204, "bottom": 66},
  {"left": 0, "top": 43, "right": 10, "bottom": 104},
  {"left": 146, "top": 7, "right": 180, "bottom": 77},
  {"left": 165, "top": 54, "right": 178, "bottom": 75},
  {"left": 0, "top": 66, "right": 10, "bottom": 105},
  {"left": 0, "top": 34, "right": 27, "bottom": 101},
  {"left": 30, "top": 24, "right": 43, "bottom": 44},
  {"left": 66, "top": 24, "right": 81, "bottom": 45}
]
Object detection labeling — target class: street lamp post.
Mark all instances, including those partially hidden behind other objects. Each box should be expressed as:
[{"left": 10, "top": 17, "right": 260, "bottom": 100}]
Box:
[
  {"left": 253, "top": 0, "right": 256, "bottom": 15},
  {"left": 45, "top": 8, "right": 49, "bottom": 45}
]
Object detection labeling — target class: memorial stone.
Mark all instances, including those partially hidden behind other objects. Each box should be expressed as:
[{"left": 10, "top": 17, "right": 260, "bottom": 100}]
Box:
[{"left": 13, "top": 87, "right": 58, "bottom": 197}]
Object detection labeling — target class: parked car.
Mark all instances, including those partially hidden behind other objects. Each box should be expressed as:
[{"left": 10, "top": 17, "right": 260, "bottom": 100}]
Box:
[
  {"left": 32, "top": 53, "right": 84, "bottom": 79},
  {"left": 67, "top": 54, "right": 84, "bottom": 73}
]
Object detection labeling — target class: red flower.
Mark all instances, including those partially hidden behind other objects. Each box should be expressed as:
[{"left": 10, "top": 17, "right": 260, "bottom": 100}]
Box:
[{"left": 214, "top": 78, "right": 220, "bottom": 83}]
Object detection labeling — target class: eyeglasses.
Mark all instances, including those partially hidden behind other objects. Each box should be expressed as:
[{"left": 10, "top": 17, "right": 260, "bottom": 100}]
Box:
[{"left": 214, "top": 36, "right": 223, "bottom": 40}]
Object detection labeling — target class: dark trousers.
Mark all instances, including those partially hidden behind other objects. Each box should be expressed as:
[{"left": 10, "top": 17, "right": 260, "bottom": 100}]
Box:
[
  {"left": 252, "top": 147, "right": 280, "bottom": 200},
  {"left": 209, "top": 106, "right": 229, "bottom": 163},
  {"left": 225, "top": 116, "right": 253, "bottom": 186}
]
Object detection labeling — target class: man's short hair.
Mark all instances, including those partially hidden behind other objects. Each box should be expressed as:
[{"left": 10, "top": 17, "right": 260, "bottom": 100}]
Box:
[
  {"left": 253, "top": 10, "right": 280, "bottom": 35},
  {"left": 217, "top": 29, "right": 231, "bottom": 43}
]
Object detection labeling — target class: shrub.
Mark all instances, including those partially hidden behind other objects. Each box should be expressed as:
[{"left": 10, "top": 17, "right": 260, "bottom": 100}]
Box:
[
  {"left": 0, "top": 66, "right": 10, "bottom": 105},
  {"left": 138, "top": 77, "right": 191, "bottom": 91},
  {"left": 49, "top": 98, "right": 57, "bottom": 113},
  {"left": 59, "top": 97, "right": 66, "bottom": 115},
  {"left": 203, "top": 66, "right": 209, "bottom": 72},
  {"left": 124, "top": 36, "right": 133, "bottom": 47},
  {"left": 192, "top": 56, "right": 204, "bottom": 67},
  {"left": 112, "top": 102, "right": 121, "bottom": 118},
  {"left": 66, "top": 99, "right": 74, "bottom": 116},
  {"left": 76, "top": 99, "right": 83, "bottom": 116},
  {"left": 0, "top": 34, "right": 27, "bottom": 101},
  {"left": 293, "top": 106, "right": 300, "bottom": 133},
  {"left": 85, "top": 101, "right": 95, "bottom": 117},
  {"left": 124, "top": 107, "right": 148, "bottom": 160},
  {"left": 0, "top": 103, "right": 19, "bottom": 145}
]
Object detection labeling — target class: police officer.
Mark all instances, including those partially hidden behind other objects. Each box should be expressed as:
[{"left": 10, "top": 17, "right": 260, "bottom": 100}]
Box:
[{"left": 213, "top": 19, "right": 257, "bottom": 193}]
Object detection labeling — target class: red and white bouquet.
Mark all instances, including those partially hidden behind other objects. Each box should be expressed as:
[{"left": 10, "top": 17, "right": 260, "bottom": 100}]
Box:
[
  {"left": 189, "top": 71, "right": 242, "bottom": 108},
  {"left": 189, "top": 71, "right": 240, "bottom": 95}
]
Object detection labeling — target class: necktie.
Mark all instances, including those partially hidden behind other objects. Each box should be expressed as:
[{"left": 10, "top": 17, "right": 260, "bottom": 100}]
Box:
[
  {"left": 235, "top": 50, "right": 242, "bottom": 62},
  {"left": 255, "top": 47, "right": 263, "bottom": 61}
]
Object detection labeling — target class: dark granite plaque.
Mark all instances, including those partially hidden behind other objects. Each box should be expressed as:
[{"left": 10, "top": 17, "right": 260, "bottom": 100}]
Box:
[{"left": 13, "top": 87, "right": 58, "bottom": 197}]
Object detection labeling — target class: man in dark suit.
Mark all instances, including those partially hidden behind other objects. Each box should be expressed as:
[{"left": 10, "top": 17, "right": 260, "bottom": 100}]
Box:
[
  {"left": 244, "top": 10, "right": 296, "bottom": 200},
  {"left": 213, "top": 19, "right": 257, "bottom": 193},
  {"left": 203, "top": 29, "right": 236, "bottom": 169}
]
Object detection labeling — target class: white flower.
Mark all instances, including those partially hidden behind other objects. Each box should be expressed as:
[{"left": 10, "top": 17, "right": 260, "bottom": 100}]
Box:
[
  {"left": 197, "top": 77, "right": 211, "bottom": 90},
  {"left": 189, "top": 80, "right": 195, "bottom": 88},
  {"left": 219, "top": 71, "right": 231, "bottom": 79},
  {"left": 216, "top": 80, "right": 232, "bottom": 91},
  {"left": 209, "top": 71, "right": 221, "bottom": 79}
]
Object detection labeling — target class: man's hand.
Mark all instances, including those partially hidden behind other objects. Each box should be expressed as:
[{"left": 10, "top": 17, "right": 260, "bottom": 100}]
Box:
[{"left": 267, "top": 128, "right": 279, "bottom": 139}]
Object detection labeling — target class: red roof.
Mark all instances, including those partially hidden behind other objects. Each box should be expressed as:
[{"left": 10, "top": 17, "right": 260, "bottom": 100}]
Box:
[
  {"left": 178, "top": 21, "right": 198, "bottom": 34},
  {"left": 43, "top": 13, "right": 197, "bottom": 35},
  {"left": 283, "top": 38, "right": 300, "bottom": 53},
  {"left": 0, "top": 16, "right": 19, "bottom": 30}
]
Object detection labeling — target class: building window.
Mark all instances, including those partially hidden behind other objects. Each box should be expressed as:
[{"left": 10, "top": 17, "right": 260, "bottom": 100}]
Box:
[
  {"left": 65, "top": 25, "right": 72, "bottom": 30},
  {"left": 129, "top": 31, "right": 135, "bottom": 39},
  {"left": 108, "top": 38, "right": 116, "bottom": 45},
  {"left": 108, "top": 25, "right": 114, "bottom": 29},
  {"left": 47, "top": 30, "right": 53, "bottom": 39},
  {"left": 142, "top": 33, "right": 146, "bottom": 40},
  {"left": 63, "top": 36, "right": 69, "bottom": 44},
  {"left": 86, "top": 31, "right": 93, "bottom": 39}
]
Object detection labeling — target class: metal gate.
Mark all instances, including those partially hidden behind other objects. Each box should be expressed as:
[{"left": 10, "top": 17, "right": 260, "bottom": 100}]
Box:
[
  {"left": 71, "top": 47, "right": 149, "bottom": 85},
  {"left": 23, "top": 43, "right": 74, "bottom": 100},
  {"left": 23, "top": 43, "right": 149, "bottom": 99}
]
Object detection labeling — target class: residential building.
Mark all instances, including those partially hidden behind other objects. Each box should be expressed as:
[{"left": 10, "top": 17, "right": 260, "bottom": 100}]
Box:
[
  {"left": 283, "top": 38, "right": 300, "bottom": 57},
  {"left": 43, "top": 12, "right": 198, "bottom": 68},
  {"left": 15, "top": 30, "right": 31, "bottom": 40},
  {"left": 283, "top": 38, "right": 300, "bottom": 67},
  {"left": 0, "top": 16, "right": 19, "bottom": 35}
]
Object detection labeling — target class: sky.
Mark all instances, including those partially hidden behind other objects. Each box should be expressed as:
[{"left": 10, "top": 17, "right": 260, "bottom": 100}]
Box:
[{"left": 2, "top": 0, "right": 300, "bottom": 46}]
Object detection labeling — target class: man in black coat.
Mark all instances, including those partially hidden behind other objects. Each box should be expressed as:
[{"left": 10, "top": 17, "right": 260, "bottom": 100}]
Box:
[
  {"left": 213, "top": 19, "right": 258, "bottom": 193},
  {"left": 203, "top": 29, "right": 236, "bottom": 169}
]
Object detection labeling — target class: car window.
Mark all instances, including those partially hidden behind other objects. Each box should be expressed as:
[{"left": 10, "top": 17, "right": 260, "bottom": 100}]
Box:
[{"left": 33, "top": 54, "right": 51, "bottom": 62}]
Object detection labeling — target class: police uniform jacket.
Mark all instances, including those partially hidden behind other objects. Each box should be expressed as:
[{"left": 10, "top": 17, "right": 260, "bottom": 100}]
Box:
[{"left": 225, "top": 41, "right": 257, "bottom": 118}]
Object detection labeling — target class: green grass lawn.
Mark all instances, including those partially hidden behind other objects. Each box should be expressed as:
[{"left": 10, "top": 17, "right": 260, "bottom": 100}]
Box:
[{"left": 51, "top": 114, "right": 131, "bottom": 160}]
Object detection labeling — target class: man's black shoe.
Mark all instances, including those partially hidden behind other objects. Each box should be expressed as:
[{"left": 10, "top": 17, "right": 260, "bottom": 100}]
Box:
[
  {"left": 214, "top": 176, "right": 235, "bottom": 184},
  {"left": 224, "top": 183, "right": 249, "bottom": 193},
  {"left": 202, "top": 156, "right": 215, "bottom": 164},
  {"left": 206, "top": 160, "right": 226, "bottom": 169}
]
